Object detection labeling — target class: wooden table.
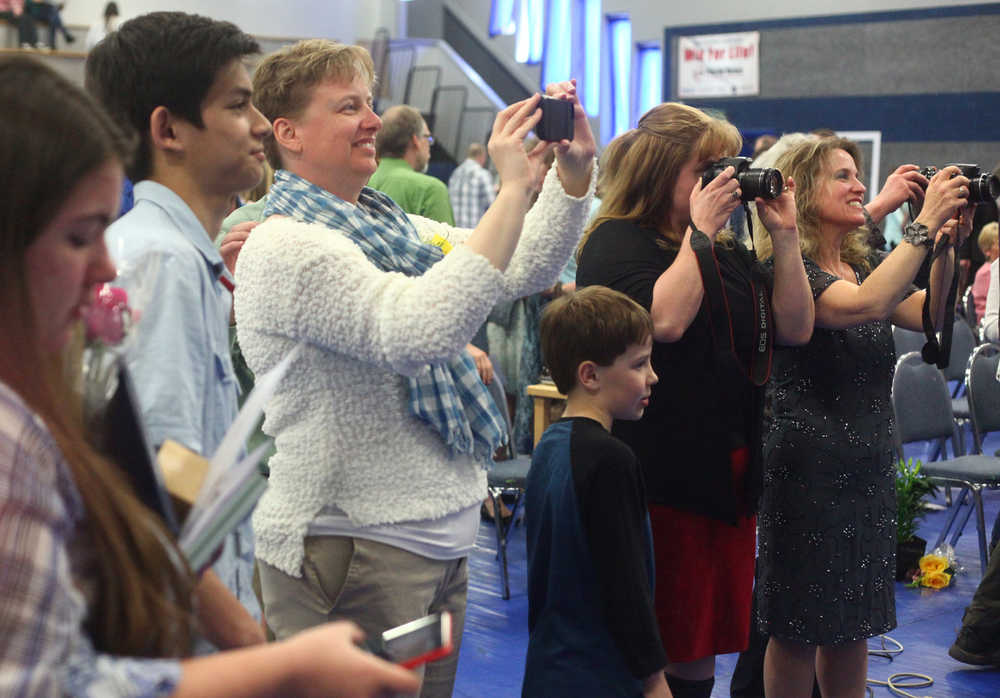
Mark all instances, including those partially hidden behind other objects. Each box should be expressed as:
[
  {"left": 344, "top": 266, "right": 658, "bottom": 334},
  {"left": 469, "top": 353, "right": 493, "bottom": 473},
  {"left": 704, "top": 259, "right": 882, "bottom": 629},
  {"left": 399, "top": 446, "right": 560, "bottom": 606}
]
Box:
[{"left": 525, "top": 382, "right": 567, "bottom": 447}]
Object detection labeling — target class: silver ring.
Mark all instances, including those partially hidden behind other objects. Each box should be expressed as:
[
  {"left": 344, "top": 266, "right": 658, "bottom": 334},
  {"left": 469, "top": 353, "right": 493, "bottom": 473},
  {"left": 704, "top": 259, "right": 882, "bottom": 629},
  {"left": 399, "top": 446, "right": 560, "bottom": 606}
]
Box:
[
  {"left": 959, "top": 186, "right": 968, "bottom": 197},
  {"left": 732, "top": 190, "right": 741, "bottom": 200}
]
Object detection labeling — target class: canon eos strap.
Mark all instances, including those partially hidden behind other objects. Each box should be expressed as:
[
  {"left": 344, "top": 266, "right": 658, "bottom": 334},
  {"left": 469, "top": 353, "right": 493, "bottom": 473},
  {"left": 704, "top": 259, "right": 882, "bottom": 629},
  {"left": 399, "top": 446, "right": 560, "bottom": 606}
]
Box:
[
  {"left": 689, "top": 226, "right": 773, "bottom": 386},
  {"left": 920, "top": 234, "right": 960, "bottom": 368}
]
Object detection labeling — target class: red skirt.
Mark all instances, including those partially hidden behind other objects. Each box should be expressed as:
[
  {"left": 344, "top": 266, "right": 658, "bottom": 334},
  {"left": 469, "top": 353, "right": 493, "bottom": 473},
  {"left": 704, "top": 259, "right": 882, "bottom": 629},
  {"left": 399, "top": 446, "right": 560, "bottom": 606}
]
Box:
[{"left": 650, "top": 451, "right": 757, "bottom": 663}]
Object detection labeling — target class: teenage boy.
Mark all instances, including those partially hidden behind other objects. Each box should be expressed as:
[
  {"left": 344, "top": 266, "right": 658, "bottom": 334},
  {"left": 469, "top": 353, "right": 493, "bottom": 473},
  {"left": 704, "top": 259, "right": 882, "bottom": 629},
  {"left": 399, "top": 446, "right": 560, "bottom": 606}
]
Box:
[
  {"left": 523, "top": 285, "right": 670, "bottom": 698},
  {"left": 85, "top": 12, "right": 271, "bottom": 647}
]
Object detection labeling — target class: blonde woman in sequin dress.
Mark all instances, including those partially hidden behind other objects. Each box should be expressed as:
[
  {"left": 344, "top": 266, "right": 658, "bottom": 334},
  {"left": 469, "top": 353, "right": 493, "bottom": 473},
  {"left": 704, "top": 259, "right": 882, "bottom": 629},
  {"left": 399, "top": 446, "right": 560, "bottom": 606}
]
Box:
[{"left": 753, "top": 137, "right": 973, "bottom": 698}]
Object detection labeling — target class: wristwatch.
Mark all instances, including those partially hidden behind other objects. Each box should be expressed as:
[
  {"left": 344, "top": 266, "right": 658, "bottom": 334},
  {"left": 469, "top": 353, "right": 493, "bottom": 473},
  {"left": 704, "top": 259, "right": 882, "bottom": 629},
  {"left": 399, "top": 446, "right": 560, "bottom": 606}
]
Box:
[{"left": 901, "top": 221, "right": 933, "bottom": 249}]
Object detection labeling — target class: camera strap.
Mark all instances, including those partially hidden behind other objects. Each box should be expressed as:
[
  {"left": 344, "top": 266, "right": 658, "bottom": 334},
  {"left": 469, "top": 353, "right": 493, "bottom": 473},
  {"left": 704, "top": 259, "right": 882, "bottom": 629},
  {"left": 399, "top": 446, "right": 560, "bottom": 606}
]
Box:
[
  {"left": 689, "top": 226, "right": 773, "bottom": 386},
  {"left": 919, "top": 233, "right": 960, "bottom": 368}
]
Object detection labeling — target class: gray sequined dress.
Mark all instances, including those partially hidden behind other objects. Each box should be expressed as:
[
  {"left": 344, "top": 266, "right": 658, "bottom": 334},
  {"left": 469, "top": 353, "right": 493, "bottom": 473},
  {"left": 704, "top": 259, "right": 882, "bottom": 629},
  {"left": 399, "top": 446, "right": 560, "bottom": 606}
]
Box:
[{"left": 756, "top": 256, "right": 900, "bottom": 644}]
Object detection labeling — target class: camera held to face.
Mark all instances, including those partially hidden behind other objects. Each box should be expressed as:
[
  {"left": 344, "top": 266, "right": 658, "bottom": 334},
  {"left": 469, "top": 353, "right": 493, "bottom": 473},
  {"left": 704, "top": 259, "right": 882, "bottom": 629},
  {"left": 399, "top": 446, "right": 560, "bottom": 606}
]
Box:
[
  {"left": 917, "top": 163, "right": 999, "bottom": 204},
  {"left": 701, "top": 156, "right": 784, "bottom": 202}
]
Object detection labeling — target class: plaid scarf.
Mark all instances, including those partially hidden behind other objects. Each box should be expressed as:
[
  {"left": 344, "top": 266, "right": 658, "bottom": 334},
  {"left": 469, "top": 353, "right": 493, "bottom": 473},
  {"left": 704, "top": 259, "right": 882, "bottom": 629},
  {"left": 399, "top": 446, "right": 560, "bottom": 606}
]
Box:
[{"left": 265, "top": 169, "right": 505, "bottom": 464}]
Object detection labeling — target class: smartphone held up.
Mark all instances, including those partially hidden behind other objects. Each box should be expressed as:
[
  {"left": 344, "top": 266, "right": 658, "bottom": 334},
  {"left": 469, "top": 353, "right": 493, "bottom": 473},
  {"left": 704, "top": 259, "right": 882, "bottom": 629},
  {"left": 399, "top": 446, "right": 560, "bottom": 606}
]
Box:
[{"left": 536, "top": 96, "right": 574, "bottom": 142}]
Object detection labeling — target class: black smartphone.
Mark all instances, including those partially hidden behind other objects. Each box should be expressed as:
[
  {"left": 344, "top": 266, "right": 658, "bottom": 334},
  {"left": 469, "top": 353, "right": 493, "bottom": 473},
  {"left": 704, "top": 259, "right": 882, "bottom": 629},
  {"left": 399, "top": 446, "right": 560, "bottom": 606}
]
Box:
[
  {"left": 536, "top": 96, "right": 574, "bottom": 142},
  {"left": 371, "top": 611, "right": 453, "bottom": 669}
]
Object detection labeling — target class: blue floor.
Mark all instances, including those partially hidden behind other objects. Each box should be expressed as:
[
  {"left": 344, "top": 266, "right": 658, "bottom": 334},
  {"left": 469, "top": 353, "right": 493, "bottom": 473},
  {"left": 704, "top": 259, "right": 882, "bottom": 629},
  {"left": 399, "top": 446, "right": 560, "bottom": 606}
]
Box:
[{"left": 454, "top": 432, "right": 1000, "bottom": 698}]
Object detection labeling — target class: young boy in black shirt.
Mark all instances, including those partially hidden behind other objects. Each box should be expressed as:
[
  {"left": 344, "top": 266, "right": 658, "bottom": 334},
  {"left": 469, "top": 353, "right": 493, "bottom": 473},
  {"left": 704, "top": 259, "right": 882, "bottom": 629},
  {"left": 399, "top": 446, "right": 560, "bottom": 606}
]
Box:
[{"left": 523, "top": 286, "right": 670, "bottom": 697}]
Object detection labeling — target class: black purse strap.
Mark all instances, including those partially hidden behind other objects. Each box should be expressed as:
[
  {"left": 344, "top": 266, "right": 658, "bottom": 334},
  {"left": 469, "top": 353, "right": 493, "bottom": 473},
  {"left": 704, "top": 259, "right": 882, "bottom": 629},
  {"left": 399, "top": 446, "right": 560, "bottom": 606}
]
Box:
[{"left": 689, "top": 226, "right": 773, "bottom": 386}]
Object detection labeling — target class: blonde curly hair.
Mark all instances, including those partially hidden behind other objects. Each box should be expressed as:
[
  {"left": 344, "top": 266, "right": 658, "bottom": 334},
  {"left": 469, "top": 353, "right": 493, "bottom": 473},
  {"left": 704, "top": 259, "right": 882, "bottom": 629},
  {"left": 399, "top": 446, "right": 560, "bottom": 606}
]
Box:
[{"left": 754, "top": 137, "right": 872, "bottom": 272}]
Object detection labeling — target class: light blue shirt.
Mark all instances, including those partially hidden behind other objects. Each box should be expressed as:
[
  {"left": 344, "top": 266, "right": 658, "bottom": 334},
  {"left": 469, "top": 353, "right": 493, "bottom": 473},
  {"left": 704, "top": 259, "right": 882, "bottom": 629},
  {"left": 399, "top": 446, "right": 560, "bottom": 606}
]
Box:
[
  {"left": 106, "top": 181, "right": 238, "bottom": 457},
  {"left": 106, "top": 181, "right": 259, "bottom": 620}
]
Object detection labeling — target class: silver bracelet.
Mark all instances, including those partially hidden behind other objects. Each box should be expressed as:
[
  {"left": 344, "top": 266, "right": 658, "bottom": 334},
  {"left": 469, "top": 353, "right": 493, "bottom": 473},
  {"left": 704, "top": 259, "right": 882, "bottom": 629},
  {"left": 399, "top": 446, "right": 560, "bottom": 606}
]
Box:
[{"left": 901, "top": 221, "right": 933, "bottom": 249}]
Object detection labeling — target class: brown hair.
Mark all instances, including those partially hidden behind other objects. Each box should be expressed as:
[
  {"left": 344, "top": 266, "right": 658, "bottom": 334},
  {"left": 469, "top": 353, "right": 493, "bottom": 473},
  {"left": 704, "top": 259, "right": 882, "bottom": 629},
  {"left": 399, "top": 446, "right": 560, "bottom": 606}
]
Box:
[
  {"left": 580, "top": 102, "right": 741, "bottom": 255},
  {"left": 756, "top": 137, "right": 871, "bottom": 271},
  {"left": 253, "top": 38, "right": 376, "bottom": 169},
  {"left": 376, "top": 104, "right": 424, "bottom": 159},
  {"left": 540, "top": 286, "right": 653, "bottom": 395},
  {"left": 0, "top": 55, "right": 195, "bottom": 657}
]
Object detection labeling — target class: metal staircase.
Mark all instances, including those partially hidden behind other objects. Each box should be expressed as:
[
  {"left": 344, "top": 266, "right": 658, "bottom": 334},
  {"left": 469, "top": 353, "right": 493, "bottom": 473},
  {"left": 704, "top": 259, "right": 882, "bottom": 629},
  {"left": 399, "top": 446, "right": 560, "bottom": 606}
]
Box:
[{"left": 373, "top": 30, "right": 507, "bottom": 176}]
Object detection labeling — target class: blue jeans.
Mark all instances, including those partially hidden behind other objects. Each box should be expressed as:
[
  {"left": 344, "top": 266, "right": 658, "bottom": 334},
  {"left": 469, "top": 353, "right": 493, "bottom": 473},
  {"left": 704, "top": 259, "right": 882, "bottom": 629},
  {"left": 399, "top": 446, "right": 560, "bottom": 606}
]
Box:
[
  {"left": 1, "top": 10, "right": 37, "bottom": 46},
  {"left": 28, "top": 3, "right": 69, "bottom": 48}
]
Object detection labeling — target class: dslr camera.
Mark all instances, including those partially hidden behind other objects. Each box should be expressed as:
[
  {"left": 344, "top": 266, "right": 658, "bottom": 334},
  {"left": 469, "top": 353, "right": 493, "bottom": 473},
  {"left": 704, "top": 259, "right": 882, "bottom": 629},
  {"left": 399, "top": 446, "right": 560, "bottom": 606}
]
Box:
[
  {"left": 701, "top": 157, "right": 783, "bottom": 202},
  {"left": 917, "top": 163, "right": 999, "bottom": 204}
]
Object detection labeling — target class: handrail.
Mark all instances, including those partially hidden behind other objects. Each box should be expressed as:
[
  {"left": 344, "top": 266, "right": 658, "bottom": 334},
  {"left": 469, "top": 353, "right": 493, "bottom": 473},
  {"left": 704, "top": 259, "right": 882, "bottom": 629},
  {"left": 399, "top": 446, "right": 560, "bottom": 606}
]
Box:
[
  {"left": 404, "top": 64, "right": 442, "bottom": 112},
  {"left": 431, "top": 85, "right": 468, "bottom": 156},
  {"left": 380, "top": 36, "right": 503, "bottom": 166}
]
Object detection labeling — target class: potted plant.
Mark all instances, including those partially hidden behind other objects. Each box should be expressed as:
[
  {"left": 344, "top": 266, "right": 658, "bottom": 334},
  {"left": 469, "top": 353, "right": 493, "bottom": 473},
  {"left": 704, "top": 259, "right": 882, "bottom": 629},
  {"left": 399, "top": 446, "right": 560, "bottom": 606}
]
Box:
[{"left": 895, "top": 457, "right": 938, "bottom": 581}]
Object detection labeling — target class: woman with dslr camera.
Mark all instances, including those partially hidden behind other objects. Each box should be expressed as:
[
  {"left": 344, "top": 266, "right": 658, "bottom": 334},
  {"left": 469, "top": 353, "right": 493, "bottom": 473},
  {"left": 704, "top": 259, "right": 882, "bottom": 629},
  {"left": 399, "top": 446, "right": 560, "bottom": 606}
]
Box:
[
  {"left": 576, "top": 102, "right": 813, "bottom": 698},
  {"left": 753, "top": 137, "right": 972, "bottom": 697}
]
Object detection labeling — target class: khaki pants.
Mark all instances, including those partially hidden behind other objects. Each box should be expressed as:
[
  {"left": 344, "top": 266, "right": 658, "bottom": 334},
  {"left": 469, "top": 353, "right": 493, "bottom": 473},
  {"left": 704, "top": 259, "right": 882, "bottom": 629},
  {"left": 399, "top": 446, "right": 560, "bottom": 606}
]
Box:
[{"left": 257, "top": 536, "right": 468, "bottom": 698}]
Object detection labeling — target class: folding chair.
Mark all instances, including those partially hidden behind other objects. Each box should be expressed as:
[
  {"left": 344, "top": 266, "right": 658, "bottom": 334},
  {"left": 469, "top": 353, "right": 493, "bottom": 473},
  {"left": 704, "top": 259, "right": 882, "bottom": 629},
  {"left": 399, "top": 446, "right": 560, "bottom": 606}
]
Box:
[
  {"left": 944, "top": 317, "right": 979, "bottom": 454},
  {"left": 484, "top": 370, "right": 533, "bottom": 600},
  {"left": 945, "top": 344, "right": 1000, "bottom": 546},
  {"left": 891, "top": 350, "right": 1000, "bottom": 573},
  {"left": 892, "top": 326, "right": 925, "bottom": 359}
]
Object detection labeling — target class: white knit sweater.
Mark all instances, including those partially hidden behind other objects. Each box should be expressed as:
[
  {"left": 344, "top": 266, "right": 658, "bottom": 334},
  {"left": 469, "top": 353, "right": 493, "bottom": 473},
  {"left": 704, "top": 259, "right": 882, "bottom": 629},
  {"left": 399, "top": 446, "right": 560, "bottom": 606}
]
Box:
[{"left": 235, "top": 165, "right": 595, "bottom": 576}]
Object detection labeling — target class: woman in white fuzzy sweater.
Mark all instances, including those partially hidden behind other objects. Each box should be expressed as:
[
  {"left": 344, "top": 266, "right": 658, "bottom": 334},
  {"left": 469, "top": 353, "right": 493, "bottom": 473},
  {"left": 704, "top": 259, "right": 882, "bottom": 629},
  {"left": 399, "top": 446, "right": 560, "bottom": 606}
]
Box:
[{"left": 232, "top": 39, "right": 596, "bottom": 697}]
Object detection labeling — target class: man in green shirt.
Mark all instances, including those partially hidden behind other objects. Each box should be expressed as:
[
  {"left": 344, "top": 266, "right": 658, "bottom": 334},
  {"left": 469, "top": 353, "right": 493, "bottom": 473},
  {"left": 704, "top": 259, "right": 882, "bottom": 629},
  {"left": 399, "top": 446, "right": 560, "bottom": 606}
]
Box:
[{"left": 368, "top": 104, "right": 455, "bottom": 224}]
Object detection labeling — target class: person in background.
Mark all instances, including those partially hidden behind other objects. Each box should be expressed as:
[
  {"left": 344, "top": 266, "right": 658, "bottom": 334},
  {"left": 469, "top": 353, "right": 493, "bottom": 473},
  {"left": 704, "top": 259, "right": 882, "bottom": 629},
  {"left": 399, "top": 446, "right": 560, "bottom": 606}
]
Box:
[
  {"left": 949, "top": 537, "right": 1000, "bottom": 668},
  {"left": 0, "top": 51, "right": 420, "bottom": 698},
  {"left": 984, "top": 254, "right": 999, "bottom": 343},
  {"left": 576, "top": 102, "right": 814, "bottom": 698},
  {"left": 86, "top": 10, "right": 269, "bottom": 645},
  {"left": 753, "top": 137, "right": 970, "bottom": 698},
  {"left": 368, "top": 104, "right": 454, "bottom": 225},
  {"left": 449, "top": 142, "right": 495, "bottom": 229},
  {"left": 972, "top": 222, "right": 998, "bottom": 323},
  {"left": 0, "top": 0, "right": 39, "bottom": 48},
  {"left": 524, "top": 286, "right": 668, "bottom": 698},
  {"left": 752, "top": 134, "right": 777, "bottom": 160},
  {"left": 85, "top": 0, "right": 117, "bottom": 50},
  {"left": 27, "top": 0, "right": 74, "bottom": 49},
  {"left": 958, "top": 165, "right": 999, "bottom": 300},
  {"left": 238, "top": 38, "right": 596, "bottom": 698}
]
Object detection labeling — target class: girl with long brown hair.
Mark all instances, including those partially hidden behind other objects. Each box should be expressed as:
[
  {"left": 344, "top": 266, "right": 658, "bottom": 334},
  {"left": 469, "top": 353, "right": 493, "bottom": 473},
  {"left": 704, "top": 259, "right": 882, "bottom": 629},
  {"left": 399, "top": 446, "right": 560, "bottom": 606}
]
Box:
[
  {"left": 576, "top": 102, "right": 814, "bottom": 697},
  {"left": 0, "top": 54, "right": 418, "bottom": 697}
]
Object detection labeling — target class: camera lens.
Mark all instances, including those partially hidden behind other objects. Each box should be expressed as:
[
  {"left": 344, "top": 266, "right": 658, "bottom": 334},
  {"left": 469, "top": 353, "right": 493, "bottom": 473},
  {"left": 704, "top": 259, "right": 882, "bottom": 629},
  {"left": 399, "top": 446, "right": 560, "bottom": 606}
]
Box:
[
  {"left": 969, "top": 172, "right": 1000, "bottom": 204},
  {"left": 739, "top": 167, "right": 783, "bottom": 201}
]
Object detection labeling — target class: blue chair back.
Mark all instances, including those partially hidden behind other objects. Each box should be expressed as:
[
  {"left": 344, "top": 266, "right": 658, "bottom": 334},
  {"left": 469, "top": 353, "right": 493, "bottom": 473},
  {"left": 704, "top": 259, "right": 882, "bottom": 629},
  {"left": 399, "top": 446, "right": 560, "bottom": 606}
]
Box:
[
  {"left": 967, "top": 343, "right": 1000, "bottom": 453},
  {"left": 892, "top": 351, "right": 956, "bottom": 446}
]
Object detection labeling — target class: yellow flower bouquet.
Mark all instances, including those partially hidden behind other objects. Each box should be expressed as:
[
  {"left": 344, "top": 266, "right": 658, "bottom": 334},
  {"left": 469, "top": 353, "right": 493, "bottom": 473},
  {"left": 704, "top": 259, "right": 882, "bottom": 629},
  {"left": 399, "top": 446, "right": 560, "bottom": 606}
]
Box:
[{"left": 907, "top": 546, "right": 958, "bottom": 590}]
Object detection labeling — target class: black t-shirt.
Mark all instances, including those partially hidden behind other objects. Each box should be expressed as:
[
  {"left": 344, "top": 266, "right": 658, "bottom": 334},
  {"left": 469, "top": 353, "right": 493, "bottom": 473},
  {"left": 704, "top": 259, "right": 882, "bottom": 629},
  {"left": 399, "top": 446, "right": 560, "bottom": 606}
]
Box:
[
  {"left": 576, "top": 219, "right": 766, "bottom": 521},
  {"left": 524, "top": 417, "right": 665, "bottom": 695}
]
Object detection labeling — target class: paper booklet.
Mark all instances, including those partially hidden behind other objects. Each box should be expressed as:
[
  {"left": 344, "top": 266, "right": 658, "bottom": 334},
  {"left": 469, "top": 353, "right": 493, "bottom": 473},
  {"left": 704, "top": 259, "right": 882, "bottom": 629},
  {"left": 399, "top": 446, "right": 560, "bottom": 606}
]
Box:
[{"left": 171, "top": 343, "right": 302, "bottom": 571}]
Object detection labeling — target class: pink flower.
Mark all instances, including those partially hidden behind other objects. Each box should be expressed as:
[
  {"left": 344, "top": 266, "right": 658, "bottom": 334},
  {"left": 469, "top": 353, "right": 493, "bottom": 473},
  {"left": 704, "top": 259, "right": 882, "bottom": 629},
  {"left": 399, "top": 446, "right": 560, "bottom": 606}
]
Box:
[{"left": 83, "top": 284, "right": 131, "bottom": 345}]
